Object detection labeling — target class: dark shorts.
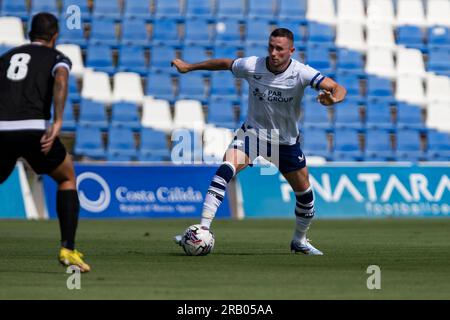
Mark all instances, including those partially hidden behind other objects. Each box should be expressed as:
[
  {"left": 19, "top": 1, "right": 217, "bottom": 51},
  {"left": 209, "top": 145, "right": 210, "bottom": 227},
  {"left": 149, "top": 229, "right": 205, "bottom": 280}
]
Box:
[
  {"left": 228, "top": 124, "right": 306, "bottom": 174},
  {"left": 0, "top": 130, "right": 67, "bottom": 183}
]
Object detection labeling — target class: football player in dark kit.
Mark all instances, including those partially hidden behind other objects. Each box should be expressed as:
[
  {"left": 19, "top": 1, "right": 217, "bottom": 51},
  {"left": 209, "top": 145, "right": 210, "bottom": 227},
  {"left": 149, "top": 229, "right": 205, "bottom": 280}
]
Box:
[{"left": 0, "top": 13, "right": 90, "bottom": 272}]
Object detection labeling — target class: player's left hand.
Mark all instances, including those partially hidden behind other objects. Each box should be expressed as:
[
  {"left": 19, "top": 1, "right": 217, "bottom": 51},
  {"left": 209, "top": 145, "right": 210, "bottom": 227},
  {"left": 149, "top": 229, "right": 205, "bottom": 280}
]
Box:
[
  {"left": 40, "top": 122, "right": 61, "bottom": 154},
  {"left": 317, "top": 90, "right": 337, "bottom": 106}
]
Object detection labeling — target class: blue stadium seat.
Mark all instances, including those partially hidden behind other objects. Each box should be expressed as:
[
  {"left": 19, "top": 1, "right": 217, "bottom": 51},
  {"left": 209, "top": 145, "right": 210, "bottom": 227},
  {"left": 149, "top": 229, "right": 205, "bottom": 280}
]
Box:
[
  {"left": 364, "top": 129, "right": 395, "bottom": 161},
  {"left": 396, "top": 103, "right": 425, "bottom": 131},
  {"left": 428, "top": 26, "right": 450, "bottom": 50},
  {"left": 86, "top": 44, "right": 115, "bottom": 74},
  {"left": 139, "top": 128, "right": 171, "bottom": 161},
  {"left": 301, "top": 128, "right": 331, "bottom": 159},
  {"left": 185, "top": 0, "right": 214, "bottom": 18},
  {"left": 121, "top": 18, "right": 149, "bottom": 46},
  {"left": 107, "top": 127, "right": 138, "bottom": 160},
  {"left": 365, "top": 102, "right": 395, "bottom": 131},
  {"left": 117, "top": 45, "right": 147, "bottom": 75},
  {"left": 209, "top": 72, "right": 238, "bottom": 100},
  {"left": 1, "top": 0, "right": 28, "bottom": 21},
  {"left": 181, "top": 45, "right": 209, "bottom": 64},
  {"left": 426, "top": 130, "right": 450, "bottom": 161},
  {"left": 107, "top": 153, "right": 136, "bottom": 161},
  {"left": 245, "top": 18, "right": 272, "bottom": 45},
  {"left": 306, "top": 22, "right": 335, "bottom": 49},
  {"left": 58, "top": 16, "right": 87, "bottom": 48},
  {"left": 302, "top": 100, "right": 332, "bottom": 130},
  {"left": 215, "top": 18, "right": 243, "bottom": 47},
  {"left": 396, "top": 130, "right": 426, "bottom": 161},
  {"left": 244, "top": 44, "right": 268, "bottom": 57},
  {"left": 207, "top": 98, "right": 237, "bottom": 128},
  {"left": 305, "top": 45, "right": 334, "bottom": 76},
  {"left": 334, "top": 102, "right": 363, "bottom": 130},
  {"left": 178, "top": 73, "right": 207, "bottom": 102},
  {"left": 61, "top": 102, "right": 76, "bottom": 131},
  {"left": 31, "top": 0, "right": 59, "bottom": 16},
  {"left": 92, "top": 0, "right": 121, "bottom": 20},
  {"left": 427, "top": 48, "right": 450, "bottom": 77},
  {"left": 78, "top": 99, "right": 108, "bottom": 129},
  {"left": 334, "top": 73, "right": 363, "bottom": 102},
  {"left": 89, "top": 18, "right": 118, "bottom": 47},
  {"left": 248, "top": 0, "right": 276, "bottom": 19},
  {"left": 154, "top": 0, "right": 182, "bottom": 19},
  {"left": 216, "top": 0, "right": 245, "bottom": 19},
  {"left": 151, "top": 18, "right": 181, "bottom": 46},
  {"left": 61, "top": 0, "right": 90, "bottom": 22},
  {"left": 274, "top": 19, "right": 305, "bottom": 49},
  {"left": 62, "top": 0, "right": 89, "bottom": 13},
  {"left": 336, "top": 49, "right": 364, "bottom": 76},
  {"left": 68, "top": 75, "right": 81, "bottom": 103},
  {"left": 397, "top": 26, "right": 425, "bottom": 52},
  {"left": 303, "top": 87, "right": 319, "bottom": 101},
  {"left": 145, "top": 72, "right": 175, "bottom": 101},
  {"left": 149, "top": 45, "right": 177, "bottom": 73},
  {"left": 213, "top": 45, "right": 239, "bottom": 58},
  {"left": 138, "top": 153, "right": 170, "bottom": 162},
  {"left": 124, "top": 0, "right": 152, "bottom": 20},
  {"left": 111, "top": 102, "right": 141, "bottom": 130},
  {"left": 74, "top": 126, "right": 106, "bottom": 159},
  {"left": 278, "top": 0, "right": 306, "bottom": 22},
  {"left": 366, "top": 76, "right": 394, "bottom": 103},
  {"left": 184, "top": 18, "right": 213, "bottom": 46},
  {"left": 333, "top": 129, "right": 364, "bottom": 161}
]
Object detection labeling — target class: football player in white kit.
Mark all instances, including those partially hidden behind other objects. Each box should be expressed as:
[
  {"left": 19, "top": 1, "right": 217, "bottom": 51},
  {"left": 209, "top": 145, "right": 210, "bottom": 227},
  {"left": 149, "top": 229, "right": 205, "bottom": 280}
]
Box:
[{"left": 172, "top": 28, "right": 346, "bottom": 255}]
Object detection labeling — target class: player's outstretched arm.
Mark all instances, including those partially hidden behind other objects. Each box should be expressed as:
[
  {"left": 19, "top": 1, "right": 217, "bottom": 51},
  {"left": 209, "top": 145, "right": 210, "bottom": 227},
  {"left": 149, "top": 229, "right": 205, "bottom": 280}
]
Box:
[
  {"left": 40, "top": 67, "right": 68, "bottom": 154},
  {"left": 171, "top": 58, "right": 234, "bottom": 73},
  {"left": 316, "top": 77, "right": 347, "bottom": 106}
]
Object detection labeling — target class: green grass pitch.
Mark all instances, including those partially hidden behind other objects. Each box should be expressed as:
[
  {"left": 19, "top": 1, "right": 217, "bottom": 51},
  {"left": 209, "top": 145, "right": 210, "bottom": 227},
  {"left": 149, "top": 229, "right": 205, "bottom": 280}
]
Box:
[{"left": 0, "top": 218, "right": 449, "bottom": 299}]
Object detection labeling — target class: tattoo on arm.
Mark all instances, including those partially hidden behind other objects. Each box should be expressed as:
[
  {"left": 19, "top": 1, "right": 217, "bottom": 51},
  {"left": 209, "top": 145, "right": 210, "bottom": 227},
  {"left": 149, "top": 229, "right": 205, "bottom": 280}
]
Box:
[{"left": 53, "top": 68, "right": 69, "bottom": 123}]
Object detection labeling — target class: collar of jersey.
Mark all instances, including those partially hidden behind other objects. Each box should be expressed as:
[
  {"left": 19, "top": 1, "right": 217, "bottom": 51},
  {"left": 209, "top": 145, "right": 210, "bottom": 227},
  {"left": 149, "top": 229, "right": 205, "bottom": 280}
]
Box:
[{"left": 265, "top": 57, "right": 292, "bottom": 75}]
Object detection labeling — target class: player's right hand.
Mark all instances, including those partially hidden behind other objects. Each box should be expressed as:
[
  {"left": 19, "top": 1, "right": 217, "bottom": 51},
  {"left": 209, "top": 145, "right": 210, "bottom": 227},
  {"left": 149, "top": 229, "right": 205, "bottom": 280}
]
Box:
[
  {"left": 171, "top": 59, "right": 191, "bottom": 73},
  {"left": 317, "top": 90, "right": 337, "bottom": 106},
  {"left": 40, "top": 121, "right": 61, "bottom": 155}
]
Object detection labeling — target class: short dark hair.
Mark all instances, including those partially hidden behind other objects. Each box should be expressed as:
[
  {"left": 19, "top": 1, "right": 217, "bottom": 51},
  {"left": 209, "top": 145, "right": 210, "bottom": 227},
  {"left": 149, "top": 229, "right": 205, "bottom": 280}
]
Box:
[
  {"left": 270, "top": 28, "right": 294, "bottom": 43},
  {"left": 29, "top": 12, "right": 59, "bottom": 42}
]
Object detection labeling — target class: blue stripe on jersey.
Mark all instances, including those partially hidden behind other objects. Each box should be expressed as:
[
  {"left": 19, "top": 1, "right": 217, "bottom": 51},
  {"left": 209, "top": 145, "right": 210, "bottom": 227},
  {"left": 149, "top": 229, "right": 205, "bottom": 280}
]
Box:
[
  {"left": 309, "top": 72, "right": 321, "bottom": 88},
  {"left": 316, "top": 76, "right": 326, "bottom": 90}
]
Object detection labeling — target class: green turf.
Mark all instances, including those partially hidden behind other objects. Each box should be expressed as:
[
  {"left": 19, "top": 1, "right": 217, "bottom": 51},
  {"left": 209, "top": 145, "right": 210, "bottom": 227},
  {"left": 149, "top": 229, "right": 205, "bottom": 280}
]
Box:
[{"left": 0, "top": 218, "right": 449, "bottom": 299}]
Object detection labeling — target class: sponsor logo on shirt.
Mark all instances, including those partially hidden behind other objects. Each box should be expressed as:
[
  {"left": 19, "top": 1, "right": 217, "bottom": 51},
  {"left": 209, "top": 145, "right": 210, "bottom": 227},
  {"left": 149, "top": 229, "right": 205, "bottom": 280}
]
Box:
[{"left": 252, "top": 88, "right": 294, "bottom": 103}]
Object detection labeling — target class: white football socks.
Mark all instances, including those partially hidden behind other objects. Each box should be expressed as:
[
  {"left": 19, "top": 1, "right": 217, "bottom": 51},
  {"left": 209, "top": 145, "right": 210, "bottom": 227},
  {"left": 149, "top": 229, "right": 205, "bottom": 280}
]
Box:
[
  {"left": 200, "top": 162, "right": 236, "bottom": 229},
  {"left": 293, "top": 216, "right": 312, "bottom": 244}
]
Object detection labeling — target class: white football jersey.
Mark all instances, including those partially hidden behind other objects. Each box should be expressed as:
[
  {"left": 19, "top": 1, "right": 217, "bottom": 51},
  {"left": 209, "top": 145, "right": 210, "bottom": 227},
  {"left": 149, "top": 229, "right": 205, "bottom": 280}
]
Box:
[{"left": 231, "top": 56, "right": 325, "bottom": 145}]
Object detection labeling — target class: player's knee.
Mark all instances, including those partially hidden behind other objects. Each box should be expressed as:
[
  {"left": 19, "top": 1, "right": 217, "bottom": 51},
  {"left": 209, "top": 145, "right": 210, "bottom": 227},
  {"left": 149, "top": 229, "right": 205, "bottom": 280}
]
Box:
[
  {"left": 298, "top": 168, "right": 310, "bottom": 185},
  {"left": 49, "top": 157, "right": 76, "bottom": 186}
]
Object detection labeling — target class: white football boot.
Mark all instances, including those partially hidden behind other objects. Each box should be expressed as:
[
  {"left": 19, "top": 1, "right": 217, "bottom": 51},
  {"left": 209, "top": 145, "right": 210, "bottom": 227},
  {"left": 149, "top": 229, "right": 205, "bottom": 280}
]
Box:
[{"left": 290, "top": 239, "right": 323, "bottom": 255}]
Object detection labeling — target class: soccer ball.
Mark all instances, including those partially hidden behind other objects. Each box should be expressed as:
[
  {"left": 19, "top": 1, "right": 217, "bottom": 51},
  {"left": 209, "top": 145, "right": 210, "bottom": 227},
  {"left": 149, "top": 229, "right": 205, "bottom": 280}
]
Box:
[{"left": 181, "top": 224, "right": 215, "bottom": 256}]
